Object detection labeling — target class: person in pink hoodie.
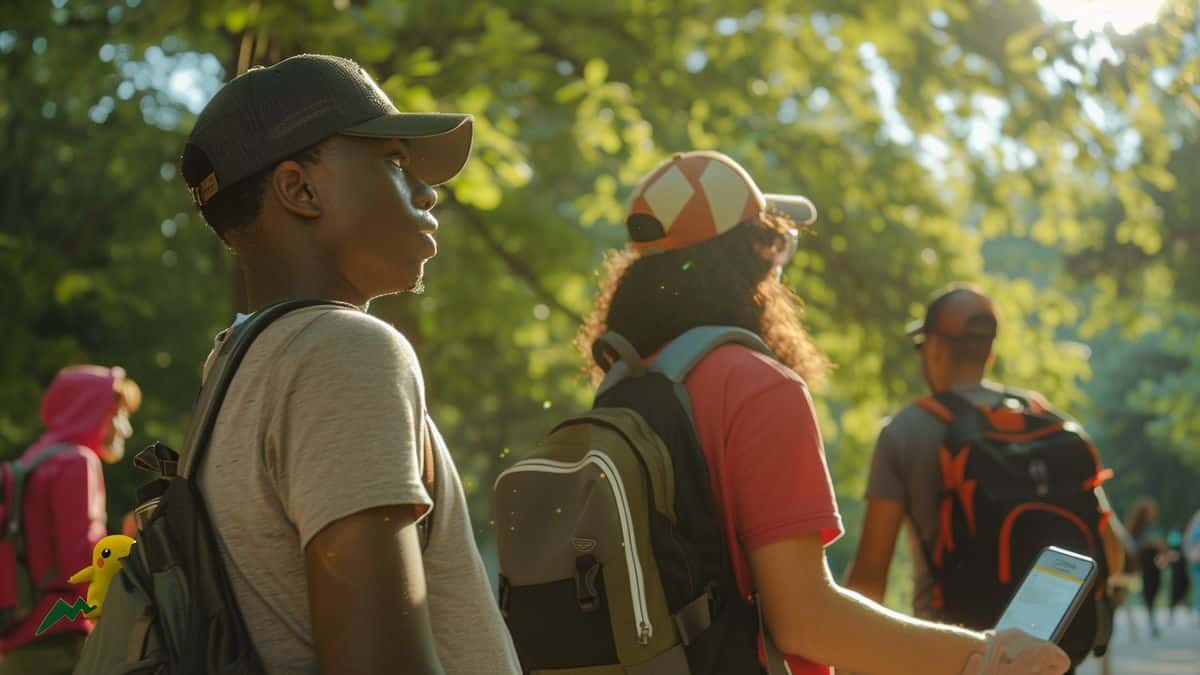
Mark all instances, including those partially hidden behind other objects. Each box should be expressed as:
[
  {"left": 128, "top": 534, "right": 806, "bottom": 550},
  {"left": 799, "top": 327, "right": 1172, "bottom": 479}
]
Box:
[{"left": 0, "top": 365, "right": 141, "bottom": 675}]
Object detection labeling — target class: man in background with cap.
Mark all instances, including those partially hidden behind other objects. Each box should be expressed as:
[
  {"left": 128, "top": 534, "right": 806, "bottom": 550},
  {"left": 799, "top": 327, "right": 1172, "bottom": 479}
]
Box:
[
  {"left": 845, "top": 284, "right": 1124, "bottom": 672},
  {"left": 178, "top": 53, "right": 519, "bottom": 675},
  {"left": 577, "top": 157, "right": 1068, "bottom": 675}
]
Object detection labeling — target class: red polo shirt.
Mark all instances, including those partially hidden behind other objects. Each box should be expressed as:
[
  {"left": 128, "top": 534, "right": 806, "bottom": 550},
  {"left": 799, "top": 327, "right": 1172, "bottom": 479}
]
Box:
[{"left": 682, "top": 344, "right": 843, "bottom": 675}]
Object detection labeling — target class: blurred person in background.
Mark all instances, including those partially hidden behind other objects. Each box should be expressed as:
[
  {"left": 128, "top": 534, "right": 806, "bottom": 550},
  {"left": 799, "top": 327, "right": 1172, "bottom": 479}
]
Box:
[
  {"left": 1125, "top": 496, "right": 1167, "bottom": 638},
  {"left": 845, "top": 285, "right": 1123, "bottom": 673},
  {"left": 1186, "top": 508, "right": 1200, "bottom": 625},
  {"left": 1098, "top": 512, "right": 1138, "bottom": 675},
  {"left": 0, "top": 366, "right": 140, "bottom": 675},
  {"left": 1165, "top": 529, "right": 1190, "bottom": 625}
]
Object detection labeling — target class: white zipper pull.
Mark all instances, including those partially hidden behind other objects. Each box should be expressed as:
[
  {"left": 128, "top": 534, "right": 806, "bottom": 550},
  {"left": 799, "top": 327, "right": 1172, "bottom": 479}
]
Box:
[{"left": 638, "top": 621, "right": 652, "bottom": 645}]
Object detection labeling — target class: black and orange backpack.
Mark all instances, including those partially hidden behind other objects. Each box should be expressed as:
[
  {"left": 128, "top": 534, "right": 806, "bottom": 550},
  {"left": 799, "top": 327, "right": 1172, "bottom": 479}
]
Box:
[{"left": 915, "top": 389, "right": 1114, "bottom": 665}]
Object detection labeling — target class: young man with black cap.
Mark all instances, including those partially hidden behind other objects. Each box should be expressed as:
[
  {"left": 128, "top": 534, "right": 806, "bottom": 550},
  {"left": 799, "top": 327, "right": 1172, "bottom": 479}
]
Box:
[
  {"left": 179, "top": 54, "right": 519, "bottom": 675},
  {"left": 845, "top": 284, "right": 1124, "bottom": 672},
  {"left": 578, "top": 158, "right": 1068, "bottom": 675}
]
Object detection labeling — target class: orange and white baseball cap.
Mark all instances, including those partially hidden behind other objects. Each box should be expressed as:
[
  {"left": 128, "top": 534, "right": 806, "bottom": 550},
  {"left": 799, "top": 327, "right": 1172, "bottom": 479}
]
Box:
[{"left": 625, "top": 150, "right": 816, "bottom": 254}]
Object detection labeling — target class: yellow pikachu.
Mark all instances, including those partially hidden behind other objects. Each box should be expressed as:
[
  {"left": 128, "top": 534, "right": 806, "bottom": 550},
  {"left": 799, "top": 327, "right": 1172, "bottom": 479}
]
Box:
[{"left": 68, "top": 534, "right": 135, "bottom": 619}]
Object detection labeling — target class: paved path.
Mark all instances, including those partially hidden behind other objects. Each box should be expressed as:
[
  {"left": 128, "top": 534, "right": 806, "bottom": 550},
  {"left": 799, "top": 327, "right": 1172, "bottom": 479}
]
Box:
[{"left": 1076, "top": 606, "right": 1199, "bottom": 675}]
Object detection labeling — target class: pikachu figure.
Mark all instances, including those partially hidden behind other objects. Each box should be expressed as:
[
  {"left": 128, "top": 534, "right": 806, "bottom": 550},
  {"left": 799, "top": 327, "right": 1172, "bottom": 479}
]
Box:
[{"left": 68, "top": 534, "right": 135, "bottom": 619}]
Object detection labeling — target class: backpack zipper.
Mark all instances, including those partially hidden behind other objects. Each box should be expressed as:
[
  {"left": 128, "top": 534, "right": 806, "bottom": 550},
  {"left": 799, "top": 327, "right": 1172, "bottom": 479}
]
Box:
[
  {"left": 498, "top": 450, "right": 654, "bottom": 645},
  {"left": 555, "top": 413, "right": 699, "bottom": 600}
]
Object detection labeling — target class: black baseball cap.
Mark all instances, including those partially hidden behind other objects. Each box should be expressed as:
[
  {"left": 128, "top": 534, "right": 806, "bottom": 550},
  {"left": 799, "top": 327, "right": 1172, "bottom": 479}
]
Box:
[
  {"left": 181, "top": 53, "right": 473, "bottom": 207},
  {"left": 906, "top": 284, "right": 998, "bottom": 347}
]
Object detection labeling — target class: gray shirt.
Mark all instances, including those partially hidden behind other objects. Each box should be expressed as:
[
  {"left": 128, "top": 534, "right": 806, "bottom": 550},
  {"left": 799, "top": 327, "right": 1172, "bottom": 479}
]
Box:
[
  {"left": 195, "top": 306, "right": 520, "bottom": 675},
  {"left": 866, "top": 382, "right": 1112, "bottom": 618},
  {"left": 865, "top": 382, "right": 1016, "bottom": 618}
]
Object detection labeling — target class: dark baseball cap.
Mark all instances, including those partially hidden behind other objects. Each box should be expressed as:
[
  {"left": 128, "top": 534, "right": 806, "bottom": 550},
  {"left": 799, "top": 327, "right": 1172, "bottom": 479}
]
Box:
[
  {"left": 181, "top": 53, "right": 473, "bottom": 207},
  {"left": 906, "top": 284, "right": 998, "bottom": 346}
]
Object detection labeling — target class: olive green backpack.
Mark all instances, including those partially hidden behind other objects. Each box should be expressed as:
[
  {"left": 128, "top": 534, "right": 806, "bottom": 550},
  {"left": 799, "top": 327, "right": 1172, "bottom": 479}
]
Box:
[{"left": 495, "top": 327, "right": 789, "bottom": 675}]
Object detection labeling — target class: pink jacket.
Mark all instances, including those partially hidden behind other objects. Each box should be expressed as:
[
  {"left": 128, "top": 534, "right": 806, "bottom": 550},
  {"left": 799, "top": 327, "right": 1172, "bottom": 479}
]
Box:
[{"left": 1, "top": 366, "right": 116, "bottom": 652}]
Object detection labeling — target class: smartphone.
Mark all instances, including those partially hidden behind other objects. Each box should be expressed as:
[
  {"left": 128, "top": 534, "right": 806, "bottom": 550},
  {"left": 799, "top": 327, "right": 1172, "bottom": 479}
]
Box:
[{"left": 994, "top": 546, "right": 1098, "bottom": 642}]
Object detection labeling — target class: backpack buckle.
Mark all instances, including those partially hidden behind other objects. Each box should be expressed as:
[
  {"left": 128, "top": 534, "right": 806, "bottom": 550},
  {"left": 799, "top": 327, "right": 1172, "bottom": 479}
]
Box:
[{"left": 574, "top": 554, "right": 602, "bottom": 613}]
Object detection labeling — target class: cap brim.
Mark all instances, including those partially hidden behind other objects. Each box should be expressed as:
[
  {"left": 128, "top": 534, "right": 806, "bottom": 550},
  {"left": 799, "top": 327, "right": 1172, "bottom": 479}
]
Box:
[
  {"left": 906, "top": 319, "right": 926, "bottom": 337},
  {"left": 765, "top": 193, "right": 817, "bottom": 226},
  {"left": 342, "top": 113, "right": 473, "bottom": 185}
]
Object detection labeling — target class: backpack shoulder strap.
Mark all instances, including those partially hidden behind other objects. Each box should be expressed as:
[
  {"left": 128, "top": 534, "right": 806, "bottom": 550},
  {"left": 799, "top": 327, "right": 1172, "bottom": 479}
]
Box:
[
  {"left": 592, "top": 326, "right": 771, "bottom": 400},
  {"left": 651, "top": 326, "right": 771, "bottom": 384},
  {"left": 179, "top": 299, "right": 350, "bottom": 478},
  {"left": 7, "top": 443, "right": 74, "bottom": 534},
  {"left": 18, "top": 443, "right": 75, "bottom": 472},
  {"left": 417, "top": 414, "right": 437, "bottom": 551},
  {"left": 914, "top": 396, "right": 954, "bottom": 424},
  {"left": 6, "top": 444, "right": 74, "bottom": 590},
  {"left": 930, "top": 390, "right": 983, "bottom": 421},
  {"left": 593, "top": 331, "right": 649, "bottom": 399}
]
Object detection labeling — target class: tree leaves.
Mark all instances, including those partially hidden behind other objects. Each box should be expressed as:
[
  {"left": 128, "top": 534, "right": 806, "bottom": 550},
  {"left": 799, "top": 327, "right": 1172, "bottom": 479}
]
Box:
[{"left": 3, "top": 0, "right": 1198, "bottom": 559}]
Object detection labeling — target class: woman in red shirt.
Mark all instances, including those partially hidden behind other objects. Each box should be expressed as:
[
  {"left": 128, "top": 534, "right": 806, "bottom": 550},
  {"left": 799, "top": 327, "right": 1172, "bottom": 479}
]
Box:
[{"left": 576, "top": 151, "right": 1067, "bottom": 675}]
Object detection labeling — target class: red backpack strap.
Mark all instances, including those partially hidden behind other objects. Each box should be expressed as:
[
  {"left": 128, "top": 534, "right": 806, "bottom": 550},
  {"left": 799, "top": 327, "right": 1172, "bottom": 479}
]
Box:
[{"left": 915, "top": 396, "right": 954, "bottom": 424}]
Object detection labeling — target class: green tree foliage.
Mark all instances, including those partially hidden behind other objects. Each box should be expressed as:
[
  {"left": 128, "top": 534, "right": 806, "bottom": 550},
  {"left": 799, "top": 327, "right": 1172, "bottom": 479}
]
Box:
[
  {"left": 1, "top": 0, "right": 1196, "bottom": 562},
  {"left": 1083, "top": 319, "right": 1200, "bottom": 529}
]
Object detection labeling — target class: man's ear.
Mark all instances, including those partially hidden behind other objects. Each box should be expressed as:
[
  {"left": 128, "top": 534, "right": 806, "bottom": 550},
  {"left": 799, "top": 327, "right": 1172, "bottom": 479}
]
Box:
[{"left": 271, "top": 160, "right": 321, "bottom": 219}]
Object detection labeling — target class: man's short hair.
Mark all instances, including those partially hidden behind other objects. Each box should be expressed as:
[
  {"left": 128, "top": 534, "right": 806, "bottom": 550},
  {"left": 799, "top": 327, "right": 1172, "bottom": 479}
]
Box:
[{"left": 180, "top": 143, "right": 323, "bottom": 240}]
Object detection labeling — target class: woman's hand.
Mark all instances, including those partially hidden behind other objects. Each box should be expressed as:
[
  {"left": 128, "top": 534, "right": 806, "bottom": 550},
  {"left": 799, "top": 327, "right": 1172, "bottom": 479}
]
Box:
[{"left": 958, "top": 629, "right": 1070, "bottom": 675}]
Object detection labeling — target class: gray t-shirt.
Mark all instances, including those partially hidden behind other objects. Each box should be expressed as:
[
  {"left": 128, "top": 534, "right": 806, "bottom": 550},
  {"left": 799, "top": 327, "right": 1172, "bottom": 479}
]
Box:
[
  {"left": 194, "top": 306, "right": 520, "bottom": 675},
  {"left": 865, "top": 382, "right": 1018, "bottom": 618}
]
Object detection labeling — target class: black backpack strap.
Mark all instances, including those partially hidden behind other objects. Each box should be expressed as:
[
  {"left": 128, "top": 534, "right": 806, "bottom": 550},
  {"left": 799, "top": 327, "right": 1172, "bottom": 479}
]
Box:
[
  {"left": 755, "top": 595, "right": 790, "bottom": 675},
  {"left": 930, "top": 390, "right": 984, "bottom": 423},
  {"left": 417, "top": 414, "right": 438, "bottom": 552},
  {"left": 179, "top": 299, "right": 351, "bottom": 478},
  {"left": 910, "top": 391, "right": 986, "bottom": 614},
  {"left": 933, "top": 390, "right": 1003, "bottom": 451}
]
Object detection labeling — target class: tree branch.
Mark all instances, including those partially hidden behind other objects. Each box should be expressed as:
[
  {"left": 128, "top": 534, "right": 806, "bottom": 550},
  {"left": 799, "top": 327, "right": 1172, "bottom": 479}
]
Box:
[{"left": 445, "top": 196, "right": 585, "bottom": 325}]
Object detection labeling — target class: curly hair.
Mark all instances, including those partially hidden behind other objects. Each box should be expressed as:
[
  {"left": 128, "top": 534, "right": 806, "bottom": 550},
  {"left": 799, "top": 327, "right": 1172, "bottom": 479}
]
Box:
[{"left": 576, "top": 212, "right": 830, "bottom": 385}]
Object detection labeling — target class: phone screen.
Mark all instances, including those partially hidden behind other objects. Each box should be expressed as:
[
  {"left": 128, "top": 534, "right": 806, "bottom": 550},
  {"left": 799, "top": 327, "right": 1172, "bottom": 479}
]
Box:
[{"left": 994, "top": 547, "right": 1095, "bottom": 641}]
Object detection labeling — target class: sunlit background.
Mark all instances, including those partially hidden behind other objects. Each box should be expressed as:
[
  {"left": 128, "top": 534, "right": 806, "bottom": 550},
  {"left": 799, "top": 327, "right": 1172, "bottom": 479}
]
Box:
[
  {"left": 1039, "top": 0, "right": 1169, "bottom": 35},
  {"left": 2, "top": 2, "right": 1199, "bottom": 671}
]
